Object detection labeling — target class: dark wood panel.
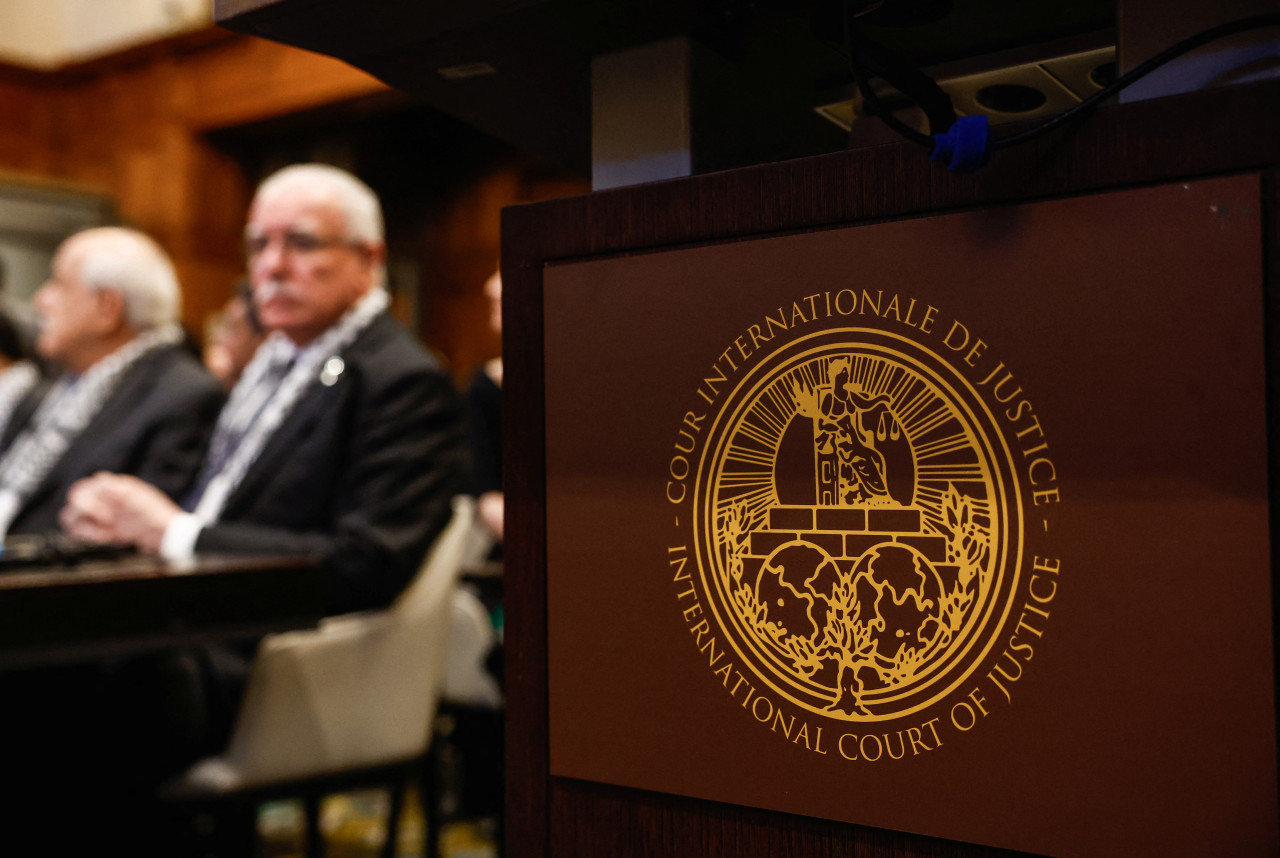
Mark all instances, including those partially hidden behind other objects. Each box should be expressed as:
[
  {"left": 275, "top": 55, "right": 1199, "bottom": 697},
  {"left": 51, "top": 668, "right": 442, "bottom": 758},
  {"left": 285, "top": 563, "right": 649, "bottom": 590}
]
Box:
[
  {"left": 549, "top": 778, "right": 1033, "bottom": 858},
  {"left": 503, "top": 78, "right": 1280, "bottom": 858}
]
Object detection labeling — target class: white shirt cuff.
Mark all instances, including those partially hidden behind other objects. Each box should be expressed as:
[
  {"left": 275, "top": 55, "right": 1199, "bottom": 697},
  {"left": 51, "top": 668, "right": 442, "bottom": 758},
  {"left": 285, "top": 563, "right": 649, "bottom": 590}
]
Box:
[
  {"left": 0, "top": 488, "right": 20, "bottom": 540},
  {"left": 159, "top": 512, "right": 202, "bottom": 562}
]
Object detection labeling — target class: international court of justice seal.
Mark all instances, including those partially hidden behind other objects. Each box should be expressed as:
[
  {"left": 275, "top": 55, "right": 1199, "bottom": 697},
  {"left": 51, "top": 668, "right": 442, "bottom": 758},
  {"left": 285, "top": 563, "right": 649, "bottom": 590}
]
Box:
[{"left": 668, "top": 298, "right": 1061, "bottom": 760}]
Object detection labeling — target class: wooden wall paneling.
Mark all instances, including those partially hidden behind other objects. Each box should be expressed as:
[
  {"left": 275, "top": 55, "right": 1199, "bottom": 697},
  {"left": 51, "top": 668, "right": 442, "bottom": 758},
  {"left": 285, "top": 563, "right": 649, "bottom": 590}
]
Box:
[
  {"left": 502, "top": 79, "right": 1280, "bottom": 858},
  {"left": 0, "top": 78, "right": 57, "bottom": 176},
  {"left": 0, "top": 28, "right": 394, "bottom": 336},
  {"left": 178, "top": 34, "right": 390, "bottom": 133},
  {"left": 415, "top": 168, "right": 517, "bottom": 387}
]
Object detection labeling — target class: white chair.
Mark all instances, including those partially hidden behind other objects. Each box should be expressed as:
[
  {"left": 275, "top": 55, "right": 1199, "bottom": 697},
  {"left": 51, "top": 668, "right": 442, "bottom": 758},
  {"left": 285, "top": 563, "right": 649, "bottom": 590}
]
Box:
[
  {"left": 443, "top": 586, "right": 502, "bottom": 709},
  {"left": 169, "top": 495, "right": 477, "bottom": 857}
]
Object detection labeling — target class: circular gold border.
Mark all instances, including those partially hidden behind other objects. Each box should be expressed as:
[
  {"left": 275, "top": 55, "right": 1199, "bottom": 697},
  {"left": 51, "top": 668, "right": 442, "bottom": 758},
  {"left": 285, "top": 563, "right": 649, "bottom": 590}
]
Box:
[{"left": 691, "top": 327, "right": 1024, "bottom": 722}]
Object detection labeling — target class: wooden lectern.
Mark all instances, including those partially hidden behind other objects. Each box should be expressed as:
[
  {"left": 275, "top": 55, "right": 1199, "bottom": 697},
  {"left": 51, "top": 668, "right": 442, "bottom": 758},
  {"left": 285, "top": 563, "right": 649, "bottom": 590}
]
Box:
[
  {"left": 214, "top": 2, "right": 1280, "bottom": 852},
  {"left": 503, "top": 82, "right": 1280, "bottom": 857}
]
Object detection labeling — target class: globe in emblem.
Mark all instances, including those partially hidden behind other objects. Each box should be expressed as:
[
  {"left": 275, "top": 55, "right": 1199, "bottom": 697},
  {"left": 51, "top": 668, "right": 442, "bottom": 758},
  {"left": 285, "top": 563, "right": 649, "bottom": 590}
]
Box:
[
  {"left": 698, "top": 331, "right": 1018, "bottom": 722},
  {"left": 756, "top": 540, "right": 947, "bottom": 716}
]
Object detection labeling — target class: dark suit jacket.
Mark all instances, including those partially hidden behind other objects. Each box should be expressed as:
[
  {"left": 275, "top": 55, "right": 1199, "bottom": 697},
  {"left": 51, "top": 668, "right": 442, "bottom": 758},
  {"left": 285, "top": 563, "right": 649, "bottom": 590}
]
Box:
[
  {"left": 193, "top": 312, "right": 468, "bottom": 616},
  {"left": 2, "top": 344, "right": 225, "bottom": 535}
]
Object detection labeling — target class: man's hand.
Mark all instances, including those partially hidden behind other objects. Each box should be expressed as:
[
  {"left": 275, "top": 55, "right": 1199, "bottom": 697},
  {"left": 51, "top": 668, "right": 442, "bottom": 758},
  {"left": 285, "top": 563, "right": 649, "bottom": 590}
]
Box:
[
  {"left": 477, "top": 490, "right": 504, "bottom": 541},
  {"left": 59, "top": 473, "right": 181, "bottom": 554}
]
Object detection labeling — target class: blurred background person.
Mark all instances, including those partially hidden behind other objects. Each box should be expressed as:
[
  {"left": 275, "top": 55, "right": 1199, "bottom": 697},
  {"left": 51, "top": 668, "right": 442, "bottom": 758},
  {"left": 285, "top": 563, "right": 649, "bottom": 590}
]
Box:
[
  {"left": 0, "top": 255, "right": 42, "bottom": 443},
  {"left": 62, "top": 164, "right": 467, "bottom": 615},
  {"left": 0, "top": 226, "right": 226, "bottom": 853},
  {"left": 467, "top": 267, "right": 503, "bottom": 550},
  {"left": 57, "top": 167, "right": 470, "bottom": 851},
  {"left": 0, "top": 226, "right": 223, "bottom": 539},
  {"left": 0, "top": 315, "right": 40, "bottom": 447},
  {"left": 202, "top": 277, "right": 265, "bottom": 391}
]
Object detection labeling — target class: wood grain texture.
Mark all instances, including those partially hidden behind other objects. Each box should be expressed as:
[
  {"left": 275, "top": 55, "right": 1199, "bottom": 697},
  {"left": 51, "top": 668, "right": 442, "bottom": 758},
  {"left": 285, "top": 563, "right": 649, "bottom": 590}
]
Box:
[
  {"left": 503, "top": 79, "right": 1280, "bottom": 858},
  {"left": 0, "top": 27, "right": 388, "bottom": 334}
]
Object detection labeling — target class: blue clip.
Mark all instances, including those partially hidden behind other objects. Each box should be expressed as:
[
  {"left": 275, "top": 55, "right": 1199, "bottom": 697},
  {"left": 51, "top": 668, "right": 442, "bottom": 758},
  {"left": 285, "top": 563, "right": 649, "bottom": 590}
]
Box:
[{"left": 930, "top": 116, "right": 991, "bottom": 173}]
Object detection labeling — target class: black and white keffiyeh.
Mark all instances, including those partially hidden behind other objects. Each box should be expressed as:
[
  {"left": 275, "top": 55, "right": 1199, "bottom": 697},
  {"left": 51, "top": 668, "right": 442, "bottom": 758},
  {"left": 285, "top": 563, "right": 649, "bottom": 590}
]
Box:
[
  {"left": 0, "top": 325, "right": 183, "bottom": 537},
  {"left": 186, "top": 287, "right": 389, "bottom": 525},
  {"left": 0, "top": 361, "right": 39, "bottom": 443}
]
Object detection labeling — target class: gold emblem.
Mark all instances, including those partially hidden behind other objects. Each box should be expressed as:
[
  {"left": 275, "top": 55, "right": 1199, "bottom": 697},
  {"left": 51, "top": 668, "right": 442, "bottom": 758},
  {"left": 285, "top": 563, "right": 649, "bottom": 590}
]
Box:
[{"left": 671, "top": 303, "right": 1056, "bottom": 757}]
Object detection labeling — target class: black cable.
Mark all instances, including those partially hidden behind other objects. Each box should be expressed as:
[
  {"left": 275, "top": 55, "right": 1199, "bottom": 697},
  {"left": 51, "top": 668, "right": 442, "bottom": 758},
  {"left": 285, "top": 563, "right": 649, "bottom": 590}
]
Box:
[
  {"left": 993, "top": 12, "right": 1280, "bottom": 149},
  {"left": 841, "top": 0, "right": 934, "bottom": 147},
  {"left": 841, "top": 10, "right": 1280, "bottom": 154}
]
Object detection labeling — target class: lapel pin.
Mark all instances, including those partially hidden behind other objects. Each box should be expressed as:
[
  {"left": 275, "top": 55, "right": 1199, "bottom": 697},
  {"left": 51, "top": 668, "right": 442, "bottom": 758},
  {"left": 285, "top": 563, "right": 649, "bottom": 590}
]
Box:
[{"left": 320, "top": 356, "right": 345, "bottom": 387}]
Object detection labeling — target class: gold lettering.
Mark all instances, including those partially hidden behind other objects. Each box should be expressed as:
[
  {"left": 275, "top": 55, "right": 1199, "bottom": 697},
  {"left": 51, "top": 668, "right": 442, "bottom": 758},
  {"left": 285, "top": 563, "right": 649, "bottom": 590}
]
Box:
[
  {"left": 1029, "top": 574, "right": 1057, "bottom": 604},
  {"left": 751, "top": 695, "right": 774, "bottom": 723},
  {"left": 1033, "top": 487, "right": 1061, "bottom": 505},
  {"left": 803, "top": 293, "right": 822, "bottom": 320},
  {"left": 906, "top": 726, "right": 929, "bottom": 755},
  {"left": 1028, "top": 457, "right": 1056, "bottom": 485},
  {"left": 953, "top": 687, "right": 989, "bottom": 728},
  {"left": 681, "top": 411, "right": 706, "bottom": 433},
  {"left": 1022, "top": 602, "right": 1050, "bottom": 621},
  {"left": 789, "top": 300, "right": 809, "bottom": 326},
  {"left": 833, "top": 288, "right": 857, "bottom": 315},
  {"left": 1005, "top": 398, "right": 1033, "bottom": 422},
  {"left": 981, "top": 364, "right": 1022, "bottom": 403},
  {"left": 670, "top": 550, "right": 690, "bottom": 582},
  {"left": 1015, "top": 607, "right": 1047, "bottom": 639},
  {"left": 1034, "top": 556, "right": 1061, "bottom": 574},
  {"left": 992, "top": 650, "right": 1025, "bottom": 684},
  {"left": 901, "top": 297, "right": 919, "bottom": 328},
  {"left": 922, "top": 717, "right": 943, "bottom": 747},
  {"left": 942, "top": 319, "right": 970, "bottom": 351},
  {"left": 699, "top": 634, "right": 724, "bottom": 668},
  {"left": 884, "top": 293, "right": 904, "bottom": 322},
  {"left": 1015, "top": 414, "right": 1046, "bottom": 441},
  {"left": 772, "top": 709, "right": 794, "bottom": 738},
  {"left": 668, "top": 455, "right": 689, "bottom": 481},
  {"left": 796, "top": 724, "right": 827, "bottom": 755},
  {"left": 764, "top": 308, "right": 788, "bottom": 339},
  {"left": 860, "top": 289, "right": 883, "bottom": 316},
  {"left": 697, "top": 361, "right": 728, "bottom": 404},
  {"left": 919, "top": 304, "right": 938, "bottom": 334},
  {"left": 1021, "top": 440, "right": 1049, "bottom": 457},
  {"left": 952, "top": 701, "right": 978, "bottom": 730},
  {"left": 988, "top": 667, "right": 1012, "bottom": 703}
]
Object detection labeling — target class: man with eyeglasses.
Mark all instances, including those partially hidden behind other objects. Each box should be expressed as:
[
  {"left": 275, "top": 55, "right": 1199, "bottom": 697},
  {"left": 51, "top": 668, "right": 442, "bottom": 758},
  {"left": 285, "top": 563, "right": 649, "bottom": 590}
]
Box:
[{"left": 61, "top": 163, "right": 468, "bottom": 618}]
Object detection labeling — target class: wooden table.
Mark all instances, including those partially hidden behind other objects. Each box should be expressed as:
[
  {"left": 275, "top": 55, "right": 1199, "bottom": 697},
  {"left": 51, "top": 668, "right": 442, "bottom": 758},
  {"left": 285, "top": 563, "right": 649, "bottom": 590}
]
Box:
[{"left": 0, "top": 554, "right": 323, "bottom": 669}]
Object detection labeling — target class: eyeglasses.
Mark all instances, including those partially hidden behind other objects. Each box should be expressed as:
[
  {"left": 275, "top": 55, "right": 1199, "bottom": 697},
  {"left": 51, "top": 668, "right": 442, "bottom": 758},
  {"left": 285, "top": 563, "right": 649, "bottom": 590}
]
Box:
[{"left": 244, "top": 230, "right": 359, "bottom": 260}]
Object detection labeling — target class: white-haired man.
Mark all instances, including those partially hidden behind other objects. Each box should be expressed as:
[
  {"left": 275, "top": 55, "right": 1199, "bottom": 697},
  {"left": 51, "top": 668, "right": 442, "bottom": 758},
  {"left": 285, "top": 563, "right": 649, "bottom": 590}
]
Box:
[
  {"left": 62, "top": 164, "right": 467, "bottom": 617},
  {"left": 0, "top": 227, "right": 223, "bottom": 537}
]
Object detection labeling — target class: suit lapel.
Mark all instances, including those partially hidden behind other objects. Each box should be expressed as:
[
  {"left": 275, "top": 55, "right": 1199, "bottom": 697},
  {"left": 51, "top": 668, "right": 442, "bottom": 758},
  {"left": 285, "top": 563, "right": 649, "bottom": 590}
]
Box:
[
  {"left": 23, "top": 350, "right": 163, "bottom": 508},
  {"left": 218, "top": 373, "right": 339, "bottom": 514},
  {"left": 1, "top": 378, "right": 49, "bottom": 450},
  {"left": 216, "top": 315, "right": 388, "bottom": 517}
]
